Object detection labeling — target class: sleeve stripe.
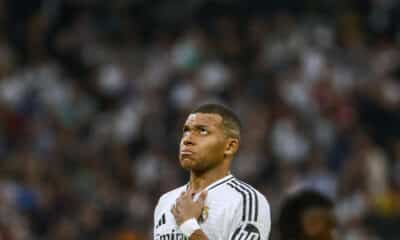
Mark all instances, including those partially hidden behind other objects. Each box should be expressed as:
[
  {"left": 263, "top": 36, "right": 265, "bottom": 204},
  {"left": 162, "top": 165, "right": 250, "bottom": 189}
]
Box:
[
  {"left": 238, "top": 232, "right": 246, "bottom": 240},
  {"left": 231, "top": 180, "right": 253, "bottom": 221},
  {"left": 237, "top": 180, "right": 259, "bottom": 222},
  {"left": 249, "top": 235, "right": 258, "bottom": 240},
  {"left": 231, "top": 225, "right": 241, "bottom": 240},
  {"left": 227, "top": 182, "right": 247, "bottom": 221}
]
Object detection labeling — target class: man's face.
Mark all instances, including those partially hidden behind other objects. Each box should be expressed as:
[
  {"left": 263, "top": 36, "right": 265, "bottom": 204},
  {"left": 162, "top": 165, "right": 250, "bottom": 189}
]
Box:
[
  {"left": 179, "top": 113, "right": 228, "bottom": 172},
  {"left": 302, "top": 208, "right": 337, "bottom": 240}
]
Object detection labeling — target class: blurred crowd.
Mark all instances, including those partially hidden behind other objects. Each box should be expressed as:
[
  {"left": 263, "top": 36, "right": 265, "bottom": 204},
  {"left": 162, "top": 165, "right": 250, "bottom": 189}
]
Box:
[{"left": 0, "top": 0, "right": 400, "bottom": 239}]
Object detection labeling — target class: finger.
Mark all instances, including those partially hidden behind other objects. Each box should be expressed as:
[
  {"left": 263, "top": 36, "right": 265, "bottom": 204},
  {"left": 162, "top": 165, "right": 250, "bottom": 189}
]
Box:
[
  {"left": 171, "top": 205, "right": 177, "bottom": 217},
  {"left": 178, "top": 190, "right": 188, "bottom": 202},
  {"left": 175, "top": 199, "right": 181, "bottom": 208},
  {"left": 196, "top": 190, "right": 208, "bottom": 206},
  {"left": 186, "top": 187, "right": 195, "bottom": 197},
  {"left": 171, "top": 204, "right": 180, "bottom": 216},
  {"left": 177, "top": 191, "right": 185, "bottom": 200}
]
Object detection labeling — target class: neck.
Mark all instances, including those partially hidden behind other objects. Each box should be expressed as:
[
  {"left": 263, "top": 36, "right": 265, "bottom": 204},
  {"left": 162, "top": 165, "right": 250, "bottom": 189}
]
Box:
[{"left": 189, "top": 163, "right": 230, "bottom": 193}]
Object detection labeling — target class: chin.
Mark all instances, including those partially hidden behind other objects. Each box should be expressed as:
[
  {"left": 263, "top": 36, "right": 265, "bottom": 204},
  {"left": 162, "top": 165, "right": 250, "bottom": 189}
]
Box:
[{"left": 180, "top": 158, "right": 196, "bottom": 170}]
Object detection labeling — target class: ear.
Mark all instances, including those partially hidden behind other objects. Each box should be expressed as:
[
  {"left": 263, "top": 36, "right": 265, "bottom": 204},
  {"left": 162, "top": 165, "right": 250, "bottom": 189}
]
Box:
[{"left": 224, "top": 138, "right": 239, "bottom": 156}]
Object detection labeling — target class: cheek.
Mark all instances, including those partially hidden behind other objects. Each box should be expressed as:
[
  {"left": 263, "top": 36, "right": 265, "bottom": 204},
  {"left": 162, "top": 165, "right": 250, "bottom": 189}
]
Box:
[{"left": 202, "top": 139, "right": 225, "bottom": 158}]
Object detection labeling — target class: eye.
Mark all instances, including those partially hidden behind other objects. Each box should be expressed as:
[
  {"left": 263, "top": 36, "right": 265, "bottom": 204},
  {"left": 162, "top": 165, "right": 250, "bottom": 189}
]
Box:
[{"left": 199, "top": 128, "right": 208, "bottom": 135}]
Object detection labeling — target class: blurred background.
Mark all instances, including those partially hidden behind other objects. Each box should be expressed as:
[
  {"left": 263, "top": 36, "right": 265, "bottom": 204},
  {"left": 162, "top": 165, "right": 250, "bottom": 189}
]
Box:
[{"left": 0, "top": 0, "right": 400, "bottom": 239}]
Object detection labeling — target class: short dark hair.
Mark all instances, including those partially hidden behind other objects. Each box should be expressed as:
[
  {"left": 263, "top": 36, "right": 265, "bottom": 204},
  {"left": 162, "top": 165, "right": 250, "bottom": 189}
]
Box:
[
  {"left": 191, "top": 103, "right": 241, "bottom": 140},
  {"left": 278, "top": 190, "right": 334, "bottom": 240}
]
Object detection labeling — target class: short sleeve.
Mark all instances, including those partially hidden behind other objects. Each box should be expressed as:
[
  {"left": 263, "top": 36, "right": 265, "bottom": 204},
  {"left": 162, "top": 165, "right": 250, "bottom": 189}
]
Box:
[{"left": 224, "top": 194, "right": 271, "bottom": 240}]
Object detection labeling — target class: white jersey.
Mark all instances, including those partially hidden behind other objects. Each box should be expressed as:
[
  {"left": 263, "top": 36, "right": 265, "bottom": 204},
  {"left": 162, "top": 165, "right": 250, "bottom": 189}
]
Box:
[{"left": 154, "top": 174, "right": 271, "bottom": 240}]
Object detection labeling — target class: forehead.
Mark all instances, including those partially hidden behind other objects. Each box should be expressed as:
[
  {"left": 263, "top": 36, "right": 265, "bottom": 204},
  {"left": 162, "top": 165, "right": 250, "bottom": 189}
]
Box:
[{"left": 184, "top": 113, "right": 223, "bottom": 127}]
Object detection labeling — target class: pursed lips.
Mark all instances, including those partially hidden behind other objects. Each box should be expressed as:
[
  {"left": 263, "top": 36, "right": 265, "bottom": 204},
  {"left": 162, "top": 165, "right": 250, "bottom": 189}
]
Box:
[{"left": 180, "top": 150, "right": 194, "bottom": 156}]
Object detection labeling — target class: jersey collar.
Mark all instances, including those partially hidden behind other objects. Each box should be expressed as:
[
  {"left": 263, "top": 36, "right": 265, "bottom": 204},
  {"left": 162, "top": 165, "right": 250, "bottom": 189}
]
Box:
[{"left": 185, "top": 173, "right": 235, "bottom": 193}]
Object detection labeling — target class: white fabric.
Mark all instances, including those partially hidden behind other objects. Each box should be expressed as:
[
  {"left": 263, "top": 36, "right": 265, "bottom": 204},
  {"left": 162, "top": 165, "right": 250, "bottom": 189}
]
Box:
[
  {"left": 153, "top": 174, "right": 271, "bottom": 240},
  {"left": 179, "top": 218, "right": 200, "bottom": 237}
]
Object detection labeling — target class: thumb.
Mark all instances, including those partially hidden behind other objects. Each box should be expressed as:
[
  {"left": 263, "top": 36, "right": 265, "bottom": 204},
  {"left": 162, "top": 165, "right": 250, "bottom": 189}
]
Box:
[{"left": 196, "top": 190, "right": 208, "bottom": 205}]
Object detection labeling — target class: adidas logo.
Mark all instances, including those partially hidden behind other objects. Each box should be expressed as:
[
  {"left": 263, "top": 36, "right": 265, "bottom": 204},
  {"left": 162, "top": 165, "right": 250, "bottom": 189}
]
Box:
[{"left": 156, "top": 213, "right": 166, "bottom": 228}]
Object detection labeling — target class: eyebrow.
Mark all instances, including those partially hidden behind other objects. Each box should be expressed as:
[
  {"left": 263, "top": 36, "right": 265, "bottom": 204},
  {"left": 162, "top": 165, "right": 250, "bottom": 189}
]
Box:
[
  {"left": 195, "top": 125, "right": 209, "bottom": 130},
  {"left": 183, "top": 124, "right": 210, "bottom": 131}
]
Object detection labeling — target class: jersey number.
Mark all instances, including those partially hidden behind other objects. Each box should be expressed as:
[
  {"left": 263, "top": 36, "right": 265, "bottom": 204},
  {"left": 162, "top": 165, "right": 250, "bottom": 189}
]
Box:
[{"left": 231, "top": 223, "right": 261, "bottom": 240}]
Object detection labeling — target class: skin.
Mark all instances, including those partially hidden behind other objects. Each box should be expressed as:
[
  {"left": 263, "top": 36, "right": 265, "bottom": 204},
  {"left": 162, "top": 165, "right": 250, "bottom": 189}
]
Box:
[
  {"left": 171, "top": 113, "right": 239, "bottom": 239},
  {"left": 302, "top": 208, "right": 336, "bottom": 240},
  {"left": 171, "top": 188, "right": 207, "bottom": 225}
]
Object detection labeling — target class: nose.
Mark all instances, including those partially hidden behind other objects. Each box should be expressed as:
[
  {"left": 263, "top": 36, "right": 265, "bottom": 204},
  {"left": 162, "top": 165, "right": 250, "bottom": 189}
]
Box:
[{"left": 182, "top": 133, "right": 194, "bottom": 146}]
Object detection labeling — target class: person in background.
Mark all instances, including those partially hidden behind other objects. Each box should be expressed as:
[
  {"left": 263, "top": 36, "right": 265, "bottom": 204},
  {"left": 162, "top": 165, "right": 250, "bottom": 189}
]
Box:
[{"left": 278, "top": 190, "right": 336, "bottom": 240}]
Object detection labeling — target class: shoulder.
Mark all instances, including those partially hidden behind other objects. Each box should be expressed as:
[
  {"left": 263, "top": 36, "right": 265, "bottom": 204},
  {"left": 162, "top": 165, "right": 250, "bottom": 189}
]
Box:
[
  {"left": 224, "top": 178, "right": 269, "bottom": 205},
  {"left": 222, "top": 178, "right": 270, "bottom": 221},
  {"left": 213, "top": 178, "right": 271, "bottom": 239}
]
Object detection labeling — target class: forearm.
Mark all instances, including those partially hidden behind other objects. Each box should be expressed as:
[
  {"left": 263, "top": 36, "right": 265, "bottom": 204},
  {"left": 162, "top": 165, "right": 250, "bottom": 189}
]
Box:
[{"left": 189, "top": 229, "right": 209, "bottom": 240}]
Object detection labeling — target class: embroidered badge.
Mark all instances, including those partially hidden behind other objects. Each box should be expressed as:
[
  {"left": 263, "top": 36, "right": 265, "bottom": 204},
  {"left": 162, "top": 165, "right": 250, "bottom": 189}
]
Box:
[{"left": 199, "top": 206, "right": 209, "bottom": 223}]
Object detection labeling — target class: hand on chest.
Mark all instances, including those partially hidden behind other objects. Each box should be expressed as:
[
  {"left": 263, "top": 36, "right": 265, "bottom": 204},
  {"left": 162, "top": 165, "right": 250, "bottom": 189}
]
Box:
[{"left": 156, "top": 194, "right": 225, "bottom": 234}]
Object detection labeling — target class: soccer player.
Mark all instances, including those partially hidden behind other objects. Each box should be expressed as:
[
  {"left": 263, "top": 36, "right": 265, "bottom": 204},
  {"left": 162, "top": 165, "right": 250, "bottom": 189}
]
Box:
[
  {"left": 278, "top": 190, "right": 336, "bottom": 240},
  {"left": 153, "top": 104, "right": 271, "bottom": 240}
]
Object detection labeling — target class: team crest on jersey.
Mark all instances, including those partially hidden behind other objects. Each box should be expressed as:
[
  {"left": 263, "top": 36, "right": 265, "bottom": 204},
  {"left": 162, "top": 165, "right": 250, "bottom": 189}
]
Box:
[{"left": 199, "top": 206, "right": 209, "bottom": 223}]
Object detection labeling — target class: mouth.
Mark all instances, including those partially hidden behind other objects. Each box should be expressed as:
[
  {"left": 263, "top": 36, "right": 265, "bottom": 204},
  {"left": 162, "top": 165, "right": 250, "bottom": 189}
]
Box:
[
  {"left": 179, "top": 150, "right": 196, "bottom": 169},
  {"left": 180, "top": 152, "right": 193, "bottom": 157},
  {"left": 180, "top": 150, "right": 194, "bottom": 158},
  {"left": 181, "top": 150, "right": 193, "bottom": 154}
]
